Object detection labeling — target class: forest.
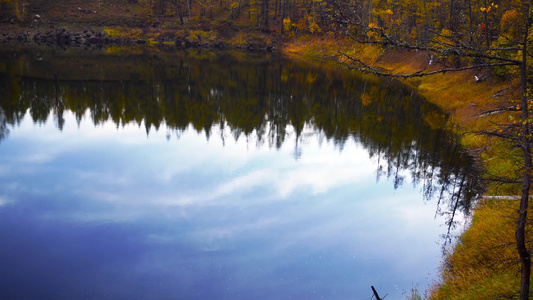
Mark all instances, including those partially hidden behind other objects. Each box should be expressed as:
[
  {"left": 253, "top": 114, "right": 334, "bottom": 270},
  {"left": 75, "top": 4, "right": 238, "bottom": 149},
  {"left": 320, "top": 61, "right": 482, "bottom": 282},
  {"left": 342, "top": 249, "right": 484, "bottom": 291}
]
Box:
[
  {"left": 0, "top": 0, "right": 525, "bottom": 51},
  {"left": 2, "top": 0, "right": 533, "bottom": 299}
]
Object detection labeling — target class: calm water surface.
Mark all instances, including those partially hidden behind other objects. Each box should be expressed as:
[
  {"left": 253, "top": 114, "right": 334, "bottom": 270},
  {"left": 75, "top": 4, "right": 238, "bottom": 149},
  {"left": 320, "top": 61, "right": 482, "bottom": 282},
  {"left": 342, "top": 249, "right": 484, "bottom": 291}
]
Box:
[{"left": 0, "top": 48, "right": 482, "bottom": 299}]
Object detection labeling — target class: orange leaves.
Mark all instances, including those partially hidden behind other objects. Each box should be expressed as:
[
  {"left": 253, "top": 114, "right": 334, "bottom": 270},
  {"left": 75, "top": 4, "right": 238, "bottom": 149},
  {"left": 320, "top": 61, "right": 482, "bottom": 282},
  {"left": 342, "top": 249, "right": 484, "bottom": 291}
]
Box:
[
  {"left": 307, "top": 16, "right": 321, "bottom": 34},
  {"left": 296, "top": 18, "right": 307, "bottom": 30},
  {"left": 500, "top": 9, "right": 521, "bottom": 40},
  {"left": 283, "top": 17, "right": 291, "bottom": 32},
  {"left": 361, "top": 93, "right": 371, "bottom": 106},
  {"left": 283, "top": 18, "right": 295, "bottom": 37},
  {"left": 480, "top": 2, "right": 498, "bottom": 12}
]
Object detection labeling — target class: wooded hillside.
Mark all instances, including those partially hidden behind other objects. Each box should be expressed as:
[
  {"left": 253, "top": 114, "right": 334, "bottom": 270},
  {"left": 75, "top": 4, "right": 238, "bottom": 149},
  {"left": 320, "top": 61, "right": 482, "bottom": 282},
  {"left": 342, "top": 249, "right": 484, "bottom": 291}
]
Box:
[{"left": 0, "top": 0, "right": 522, "bottom": 46}]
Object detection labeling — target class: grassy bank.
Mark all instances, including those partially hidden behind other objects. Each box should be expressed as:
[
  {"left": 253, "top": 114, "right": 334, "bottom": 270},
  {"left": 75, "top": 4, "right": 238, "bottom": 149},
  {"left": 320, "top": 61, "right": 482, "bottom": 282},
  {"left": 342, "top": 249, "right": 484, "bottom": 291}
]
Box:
[{"left": 281, "top": 36, "right": 529, "bottom": 299}]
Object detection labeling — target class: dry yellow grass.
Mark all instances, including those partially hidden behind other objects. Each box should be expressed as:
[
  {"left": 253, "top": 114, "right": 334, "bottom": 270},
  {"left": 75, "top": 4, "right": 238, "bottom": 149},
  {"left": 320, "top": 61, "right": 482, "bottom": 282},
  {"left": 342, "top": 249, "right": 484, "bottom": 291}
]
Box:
[{"left": 431, "top": 198, "right": 524, "bottom": 300}]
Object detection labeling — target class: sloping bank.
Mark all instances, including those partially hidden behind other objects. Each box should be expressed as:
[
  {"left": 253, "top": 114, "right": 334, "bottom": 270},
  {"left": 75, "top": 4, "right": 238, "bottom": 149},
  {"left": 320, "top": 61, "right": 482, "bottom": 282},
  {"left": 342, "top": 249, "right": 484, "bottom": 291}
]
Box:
[{"left": 281, "top": 36, "right": 528, "bottom": 299}]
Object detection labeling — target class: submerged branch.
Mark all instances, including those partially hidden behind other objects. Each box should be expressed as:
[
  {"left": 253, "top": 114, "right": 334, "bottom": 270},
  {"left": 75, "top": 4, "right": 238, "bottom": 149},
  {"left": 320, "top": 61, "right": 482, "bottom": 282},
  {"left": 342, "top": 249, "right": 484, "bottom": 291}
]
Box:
[{"left": 371, "top": 286, "right": 384, "bottom": 300}]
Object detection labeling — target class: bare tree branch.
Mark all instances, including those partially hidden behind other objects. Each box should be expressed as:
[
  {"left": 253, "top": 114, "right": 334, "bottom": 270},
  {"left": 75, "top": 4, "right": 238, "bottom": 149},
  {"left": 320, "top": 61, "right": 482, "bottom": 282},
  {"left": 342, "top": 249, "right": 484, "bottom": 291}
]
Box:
[
  {"left": 371, "top": 286, "right": 384, "bottom": 300},
  {"left": 338, "top": 51, "right": 517, "bottom": 78}
]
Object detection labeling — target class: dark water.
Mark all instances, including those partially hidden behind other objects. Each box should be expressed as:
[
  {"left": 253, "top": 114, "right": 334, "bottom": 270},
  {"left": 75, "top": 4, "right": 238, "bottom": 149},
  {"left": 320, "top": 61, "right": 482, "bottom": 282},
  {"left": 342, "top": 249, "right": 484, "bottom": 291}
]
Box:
[{"left": 0, "top": 47, "right": 482, "bottom": 299}]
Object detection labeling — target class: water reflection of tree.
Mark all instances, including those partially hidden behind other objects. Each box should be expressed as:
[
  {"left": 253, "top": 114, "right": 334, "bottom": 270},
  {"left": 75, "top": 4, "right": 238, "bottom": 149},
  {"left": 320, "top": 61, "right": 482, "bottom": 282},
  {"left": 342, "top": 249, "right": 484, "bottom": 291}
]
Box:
[
  {"left": 0, "top": 50, "right": 484, "bottom": 232},
  {"left": 0, "top": 108, "right": 9, "bottom": 143}
]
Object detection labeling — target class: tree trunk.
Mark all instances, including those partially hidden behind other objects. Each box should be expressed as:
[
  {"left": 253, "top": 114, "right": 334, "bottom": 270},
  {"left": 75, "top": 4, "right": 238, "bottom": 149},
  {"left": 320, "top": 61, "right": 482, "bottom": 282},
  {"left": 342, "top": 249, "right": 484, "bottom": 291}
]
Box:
[
  {"left": 368, "top": 0, "right": 372, "bottom": 25},
  {"left": 263, "top": 0, "right": 269, "bottom": 27},
  {"left": 187, "top": 0, "right": 191, "bottom": 22},
  {"left": 280, "top": 0, "right": 285, "bottom": 36},
  {"left": 484, "top": 0, "right": 489, "bottom": 47},
  {"left": 178, "top": 3, "right": 184, "bottom": 24},
  {"left": 449, "top": 0, "right": 454, "bottom": 32},
  {"left": 467, "top": 0, "right": 473, "bottom": 44},
  {"left": 256, "top": 0, "right": 261, "bottom": 26},
  {"left": 517, "top": 2, "right": 532, "bottom": 299}
]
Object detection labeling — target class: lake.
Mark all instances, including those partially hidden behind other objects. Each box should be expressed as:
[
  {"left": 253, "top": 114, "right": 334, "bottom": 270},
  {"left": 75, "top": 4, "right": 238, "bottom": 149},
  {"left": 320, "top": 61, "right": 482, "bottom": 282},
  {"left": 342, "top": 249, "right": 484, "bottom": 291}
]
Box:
[{"left": 0, "top": 47, "right": 483, "bottom": 299}]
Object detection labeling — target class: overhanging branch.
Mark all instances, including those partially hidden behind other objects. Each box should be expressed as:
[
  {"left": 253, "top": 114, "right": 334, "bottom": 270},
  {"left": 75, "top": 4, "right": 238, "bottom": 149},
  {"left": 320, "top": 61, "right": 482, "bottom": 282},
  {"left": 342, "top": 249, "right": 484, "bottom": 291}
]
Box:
[
  {"left": 338, "top": 51, "right": 518, "bottom": 78},
  {"left": 347, "top": 26, "right": 523, "bottom": 65}
]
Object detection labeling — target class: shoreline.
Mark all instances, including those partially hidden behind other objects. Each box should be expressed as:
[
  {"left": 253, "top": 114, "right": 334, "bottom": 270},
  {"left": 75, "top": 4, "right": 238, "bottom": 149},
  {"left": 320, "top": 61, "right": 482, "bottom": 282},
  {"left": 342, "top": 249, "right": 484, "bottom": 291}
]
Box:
[
  {"left": 1, "top": 25, "right": 520, "bottom": 298},
  {"left": 0, "top": 26, "right": 278, "bottom": 52}
]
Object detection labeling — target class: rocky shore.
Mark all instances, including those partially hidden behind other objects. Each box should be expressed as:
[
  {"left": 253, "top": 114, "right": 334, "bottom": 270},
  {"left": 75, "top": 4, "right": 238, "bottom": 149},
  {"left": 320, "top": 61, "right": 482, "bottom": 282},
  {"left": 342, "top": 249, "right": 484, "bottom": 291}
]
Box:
[
  {"left": 0, "top": 27, "right": 276, "bottom": 52},
  {"left": 1, "top": 28, "right": 138, "bottom": 47}
]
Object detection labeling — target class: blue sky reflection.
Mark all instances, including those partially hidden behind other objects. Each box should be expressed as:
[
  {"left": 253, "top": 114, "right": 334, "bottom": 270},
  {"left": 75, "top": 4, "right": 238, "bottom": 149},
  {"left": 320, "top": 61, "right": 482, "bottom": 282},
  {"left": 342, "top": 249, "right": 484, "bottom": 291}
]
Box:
[{"left": 0, "top": 111, "right": 452, "bottom": 299}]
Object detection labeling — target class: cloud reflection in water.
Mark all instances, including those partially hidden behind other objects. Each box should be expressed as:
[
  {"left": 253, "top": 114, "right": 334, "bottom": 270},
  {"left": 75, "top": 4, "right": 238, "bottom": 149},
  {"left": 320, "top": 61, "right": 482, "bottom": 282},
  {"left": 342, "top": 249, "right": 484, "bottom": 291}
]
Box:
[{"left": 0, "top": 111, "right": 450, "bottom": 299}]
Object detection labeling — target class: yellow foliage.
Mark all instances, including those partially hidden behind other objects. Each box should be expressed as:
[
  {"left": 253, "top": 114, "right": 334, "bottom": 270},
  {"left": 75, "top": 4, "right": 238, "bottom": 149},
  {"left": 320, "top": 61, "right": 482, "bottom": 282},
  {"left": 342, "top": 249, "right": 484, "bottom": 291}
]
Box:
[
  {"left": 366, "top": 23, "right": 379, "bottom": 39},
  {"left": 103, "top": 45, "right": 143, "bottom": 55},
  {"left": 104, "top": 27, "right": 143, "bottom": 40},
  {"left": 296, "top": 18, "right": 307, "bottom": 30},
  {"left": 433, "top": 29, "right": 453, "bottom": 46},
  {"left": 283, "top": 17, "right": 292, "bottom": 32},
  {"left": 480, "top": 2, "right": 497, "bottom": 13},
  {"left": 280, "top": 68, "right": 290, "bottom": 82},
  {"left": 309, "top": 21, "right": 321, "bottom": 34},
  {"left": 104, "top": 45, "right": 122, "bottom": 54},
  {"left": 103, "top": 27, "right": 120, "bottom": 37},
  {"left": 500, "top": 9, "right": 521, "bottom": 40},
  {"left": 305, "top": 72, "right": 317, "bottom": 84},
  {"left": 188, "top": 31, "right": 200, "bottom": 42},
  {"left": 187, "top": 30, "right": 217, "bottom": 42},
  {"left": 361, "top": 93, "right": 372, "bottom": 106},
  {"left": 229, "top": 32, "right": 247, "bottom": 46}
]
